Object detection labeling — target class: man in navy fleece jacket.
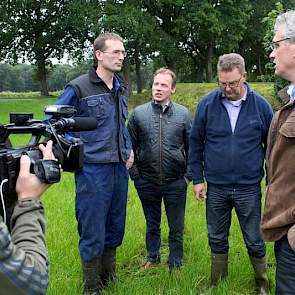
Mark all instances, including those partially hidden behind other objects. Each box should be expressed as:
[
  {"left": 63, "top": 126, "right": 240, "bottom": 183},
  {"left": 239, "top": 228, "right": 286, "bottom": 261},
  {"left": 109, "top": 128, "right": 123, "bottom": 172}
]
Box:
[{"left": 189, "top": 53, "right": 273, "bottom": 294}]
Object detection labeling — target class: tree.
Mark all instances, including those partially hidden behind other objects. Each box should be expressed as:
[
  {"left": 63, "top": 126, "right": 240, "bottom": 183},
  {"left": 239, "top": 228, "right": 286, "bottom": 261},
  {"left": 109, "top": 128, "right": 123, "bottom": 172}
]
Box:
[
  {"left": 237, "top": 0, "right": 277, "bottom": 80},
  {"left": 174, "top": 0, "right": 252, "bottom": 82},
  {"left": 102, "top": 0, "right": 160, "bottom": 94},
  {"left": 0, "top": 0, "right": 100, "bottom": 96},
  {"left": 262, "top": 1, "right": 288, "bottom": 106}
]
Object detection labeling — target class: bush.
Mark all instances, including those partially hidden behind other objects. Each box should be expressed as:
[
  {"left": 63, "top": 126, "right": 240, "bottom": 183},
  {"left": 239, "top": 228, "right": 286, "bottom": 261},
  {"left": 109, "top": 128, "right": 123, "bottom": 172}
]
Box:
[{"left": 130, "top": 82, "right": 278, "bottom": 113}]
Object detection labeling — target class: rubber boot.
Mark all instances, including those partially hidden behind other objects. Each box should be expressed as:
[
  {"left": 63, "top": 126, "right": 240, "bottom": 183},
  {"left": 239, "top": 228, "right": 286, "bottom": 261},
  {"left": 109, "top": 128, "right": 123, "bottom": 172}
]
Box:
[
  {"left": 250, "top": 256, "right": 269, "bottom": 295},
  {"left": 82, "top": 256, "right": 102, "bottom": 295},
  {"left": 211, "top": 253, "right": 228, "bottom": 286},
  {"left": 101, "top": 247, "right": 116, "bottom": 287}
]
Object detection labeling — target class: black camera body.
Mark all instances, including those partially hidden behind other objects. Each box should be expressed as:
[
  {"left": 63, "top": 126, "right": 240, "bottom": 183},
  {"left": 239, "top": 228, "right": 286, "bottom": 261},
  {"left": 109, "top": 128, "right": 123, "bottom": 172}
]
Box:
[{"left": 0, "top": 105, "right": 97, "bottom": 207}]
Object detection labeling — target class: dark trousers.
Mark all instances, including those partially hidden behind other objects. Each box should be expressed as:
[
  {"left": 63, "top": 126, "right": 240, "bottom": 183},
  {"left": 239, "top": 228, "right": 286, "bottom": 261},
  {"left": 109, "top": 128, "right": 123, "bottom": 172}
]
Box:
[
  {"left": 206, "top": 183, "right": 265, "bottom": 258},
  {"left": 75, "top": 162, "right": 128, "bottom": 262},
  {"left": 135, "top": 178, "right": 187, "bottom": 268},
  {"left": 275, "top": 236, "right": 295, "bottom": 294}
]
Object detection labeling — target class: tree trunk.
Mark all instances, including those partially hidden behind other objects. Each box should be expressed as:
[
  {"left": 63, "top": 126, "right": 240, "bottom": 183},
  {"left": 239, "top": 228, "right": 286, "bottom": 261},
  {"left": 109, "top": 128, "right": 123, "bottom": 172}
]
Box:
[
  {"left": 258, "top": 54, "right": 262, "bottom": 76},
  {"left": 36, "top": 59, "right": 49, "bottom": 96},
  {"left": 123, "top": 60, "right": 132, "bottom": 97},
  {"left": 205, "top": 44, "right": 213, "bottom": 82},
  {"left": 164, "top": 56, "right": 177, "bottom": 73},
  {"left": 192, "top": 58, "right": 204, "bottom": 82},
  {"left": 134, "top": 45, "right": 142, "bottom": 94}
]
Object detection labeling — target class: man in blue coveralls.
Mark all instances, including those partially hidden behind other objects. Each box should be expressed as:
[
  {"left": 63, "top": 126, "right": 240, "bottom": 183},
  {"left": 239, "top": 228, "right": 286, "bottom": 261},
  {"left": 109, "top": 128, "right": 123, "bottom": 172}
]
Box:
[{"left": 54, "top": 32, "right": 133, "bottom": 294}]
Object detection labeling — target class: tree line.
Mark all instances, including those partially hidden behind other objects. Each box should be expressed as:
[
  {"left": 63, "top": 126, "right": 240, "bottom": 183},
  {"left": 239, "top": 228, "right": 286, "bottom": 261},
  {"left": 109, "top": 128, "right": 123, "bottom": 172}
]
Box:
[{"left": 0, "top": 0, "right": 294, "bottom": 96}]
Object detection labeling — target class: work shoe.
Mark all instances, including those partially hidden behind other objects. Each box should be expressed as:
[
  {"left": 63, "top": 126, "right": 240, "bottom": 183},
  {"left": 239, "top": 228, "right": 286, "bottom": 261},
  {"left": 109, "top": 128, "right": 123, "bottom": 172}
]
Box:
[
  {"left": 81, "top": 256, "right": 102, "bottom": 294},
  {"left": 250, "top": 256, "right": 269, "bottom": 295},
  {"left": 211, "top": 252, "right": 228, "bottom": 286},
  {"left": 101, "top": 247, "right": 116, "bottom": 287}
]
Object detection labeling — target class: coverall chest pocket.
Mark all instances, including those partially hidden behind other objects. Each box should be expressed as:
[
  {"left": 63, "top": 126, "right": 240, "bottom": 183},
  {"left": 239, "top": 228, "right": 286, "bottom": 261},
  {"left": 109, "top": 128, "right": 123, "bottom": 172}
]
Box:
[{"left": 86, "top": 97, "right": 106, "bottom": 118}]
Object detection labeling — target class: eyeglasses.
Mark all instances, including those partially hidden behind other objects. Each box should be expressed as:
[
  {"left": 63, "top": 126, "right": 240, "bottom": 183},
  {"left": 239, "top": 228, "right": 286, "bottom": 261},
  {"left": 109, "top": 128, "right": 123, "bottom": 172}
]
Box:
[
  {"left": 102, "top": 50, "right": 127, "bottom": 57},
  {"left": 270, "top": 37, "right": 291, "bottom": 50},
  {"left": 218, "top": 76, "right": 243, "bottom": 89}
]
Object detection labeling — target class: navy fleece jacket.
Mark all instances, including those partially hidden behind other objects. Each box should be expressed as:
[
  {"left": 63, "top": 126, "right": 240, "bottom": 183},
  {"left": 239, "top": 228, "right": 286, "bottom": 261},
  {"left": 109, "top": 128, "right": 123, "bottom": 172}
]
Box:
[{"left": 189, "top": 82, "right": 273, "bottom": 185}]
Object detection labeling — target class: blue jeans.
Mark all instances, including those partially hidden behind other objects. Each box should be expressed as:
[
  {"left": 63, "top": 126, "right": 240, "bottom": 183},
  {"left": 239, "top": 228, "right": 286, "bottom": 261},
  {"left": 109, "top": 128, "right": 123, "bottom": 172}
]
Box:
[
  {"left": 135, "top": 178, "right": 187, "bottom": 268},
  {"left": 206, "top": 183, "right": 265, "bottom": 258},
  {"left": 75, "top": 162, "right": 128, "bottom": 262},
  {"left": 275, "top": 236, "right": 295, "bottom": 294}
]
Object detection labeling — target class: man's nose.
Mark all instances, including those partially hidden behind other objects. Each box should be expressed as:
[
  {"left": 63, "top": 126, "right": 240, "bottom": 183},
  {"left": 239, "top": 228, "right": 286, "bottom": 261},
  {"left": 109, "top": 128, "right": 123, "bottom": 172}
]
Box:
[{"left": 269, "top": 49, "right": 275, "bottom": 60}]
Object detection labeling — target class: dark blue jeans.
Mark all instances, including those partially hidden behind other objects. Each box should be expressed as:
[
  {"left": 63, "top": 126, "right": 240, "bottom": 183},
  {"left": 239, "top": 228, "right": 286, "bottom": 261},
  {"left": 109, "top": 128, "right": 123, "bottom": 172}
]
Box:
[
  {"left": 206, "top": 183, "right": 265, "bottom": 258},
  {"left": 275, "top": 236, "right": 295, "bottom": 294},
  {"left": 75, "top": 162, "right": 128, "bottom": 262},
  {"left": 135, "top": 178, "right": 187, "bottom": 268}
]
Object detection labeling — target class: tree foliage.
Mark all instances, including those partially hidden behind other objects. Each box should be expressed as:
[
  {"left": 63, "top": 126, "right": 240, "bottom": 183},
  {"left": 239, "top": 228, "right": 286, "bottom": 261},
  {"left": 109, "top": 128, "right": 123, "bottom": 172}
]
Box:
[
  {"left": 0, "top": 0, "right": 99, "bottom": 95},
  {"left": 0, "top": 0, "right": 294, "bottom": 94}
]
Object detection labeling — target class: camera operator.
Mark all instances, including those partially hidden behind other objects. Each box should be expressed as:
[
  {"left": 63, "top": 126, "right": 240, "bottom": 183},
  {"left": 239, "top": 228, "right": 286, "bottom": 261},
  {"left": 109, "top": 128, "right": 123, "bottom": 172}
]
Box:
[{"left": 0, "top": 140, "right": 55, "bottom": 295}]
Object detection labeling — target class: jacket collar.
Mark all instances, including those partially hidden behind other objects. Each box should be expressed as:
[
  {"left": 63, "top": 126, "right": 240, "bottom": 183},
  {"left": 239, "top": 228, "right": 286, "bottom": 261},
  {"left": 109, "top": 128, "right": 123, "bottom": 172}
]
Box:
[
  {"left": 88, "top": 66, "right": 127, "bottom": 91},
  {"left": 151, "top": 100, "right": 173, "bottom": 114}
]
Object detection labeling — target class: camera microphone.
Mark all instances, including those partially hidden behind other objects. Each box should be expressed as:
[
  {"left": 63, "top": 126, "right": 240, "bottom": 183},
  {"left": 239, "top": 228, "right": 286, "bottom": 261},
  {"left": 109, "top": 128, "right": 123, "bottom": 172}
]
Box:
[{"left": 53, "top": 117, "right": 97, "bottom": 131}]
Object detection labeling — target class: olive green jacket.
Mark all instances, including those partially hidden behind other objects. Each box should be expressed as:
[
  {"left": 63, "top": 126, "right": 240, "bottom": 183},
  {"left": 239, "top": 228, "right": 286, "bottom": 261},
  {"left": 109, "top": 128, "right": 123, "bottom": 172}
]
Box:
[{"left": 0, "top": 199, "right": 48, "bottom": 294}]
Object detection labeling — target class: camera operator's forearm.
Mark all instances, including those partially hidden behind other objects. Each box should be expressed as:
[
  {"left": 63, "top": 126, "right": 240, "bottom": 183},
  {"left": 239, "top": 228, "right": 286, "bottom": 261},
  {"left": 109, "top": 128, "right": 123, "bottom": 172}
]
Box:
[{"left": 0, "top": 199, "right": 48, "bottom": 294}]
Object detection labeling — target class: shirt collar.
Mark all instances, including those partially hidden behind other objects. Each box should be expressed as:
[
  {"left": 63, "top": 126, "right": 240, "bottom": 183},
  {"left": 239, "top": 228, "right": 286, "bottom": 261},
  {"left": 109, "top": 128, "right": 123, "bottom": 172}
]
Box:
[
  {"left": 153, "top": 100, "right": 171, "bottom": 112},
  {"left": 287, "top": 84, "right": 295, "bottom": 102},
  {"left": 222, "top": 84, "right": 247, "bottom": 105}
]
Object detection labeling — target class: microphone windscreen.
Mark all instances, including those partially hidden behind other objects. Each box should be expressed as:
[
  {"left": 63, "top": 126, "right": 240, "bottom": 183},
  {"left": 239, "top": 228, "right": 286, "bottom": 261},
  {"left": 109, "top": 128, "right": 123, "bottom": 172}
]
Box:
[{"left": 70, "top": 117, "right": 97, "bottom": 131}]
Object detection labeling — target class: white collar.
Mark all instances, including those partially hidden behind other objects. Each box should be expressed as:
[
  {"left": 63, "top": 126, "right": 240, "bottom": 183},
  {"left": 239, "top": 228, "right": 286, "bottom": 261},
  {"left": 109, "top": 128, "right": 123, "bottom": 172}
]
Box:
[{"left": 287, "top": 84, "right": 295, "bottom": 97}]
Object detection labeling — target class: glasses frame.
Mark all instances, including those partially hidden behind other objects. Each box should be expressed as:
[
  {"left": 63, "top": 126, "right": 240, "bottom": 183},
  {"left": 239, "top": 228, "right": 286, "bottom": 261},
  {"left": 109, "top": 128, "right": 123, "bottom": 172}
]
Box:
[
  {"left": 102, "top": 50, "right": 127, "bottom": 58},
  {"left": 270, "top": 37, "right": 291, "bottom": 50},
  {"left": 218, "top": 75, "right": 243, "bottom": 89}
]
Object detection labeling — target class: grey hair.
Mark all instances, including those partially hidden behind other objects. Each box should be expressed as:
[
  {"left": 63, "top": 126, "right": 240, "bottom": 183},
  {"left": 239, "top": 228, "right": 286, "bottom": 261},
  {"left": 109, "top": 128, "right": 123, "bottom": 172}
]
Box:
[
  {"left": 217, "top": 53, "right": 245, "bottom": 74},
  {"left": 275, "top": 10, "right": 295, "bottom": 42}
]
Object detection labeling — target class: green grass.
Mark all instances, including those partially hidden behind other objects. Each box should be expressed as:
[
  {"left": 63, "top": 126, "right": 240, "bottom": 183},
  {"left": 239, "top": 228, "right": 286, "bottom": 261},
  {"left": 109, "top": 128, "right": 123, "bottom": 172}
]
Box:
[{"left": 0, "top": 87, "right": 277, "bottom": 295}]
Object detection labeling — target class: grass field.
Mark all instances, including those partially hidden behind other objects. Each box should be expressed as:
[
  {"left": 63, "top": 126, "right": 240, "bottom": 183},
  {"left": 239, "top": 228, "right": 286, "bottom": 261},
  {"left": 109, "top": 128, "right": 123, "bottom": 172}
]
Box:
[{"left": 0, "top": 84, "right": 278, "bottom": 294}]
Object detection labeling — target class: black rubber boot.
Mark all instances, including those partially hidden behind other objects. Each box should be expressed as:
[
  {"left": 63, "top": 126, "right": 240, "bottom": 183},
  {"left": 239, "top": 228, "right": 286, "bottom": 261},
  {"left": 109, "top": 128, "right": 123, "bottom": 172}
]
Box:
[
  {"left": 211, "top": 253, "right": 228, "bottom": 286},
  {"left": 101, "top": 247, "right": 116, "bottom": 287},
  {"left": 82, "top": 256, "right": 102, "bottom": 295},
  {"left": 250, "top": 256, "right": 269, "bottom": 295}
]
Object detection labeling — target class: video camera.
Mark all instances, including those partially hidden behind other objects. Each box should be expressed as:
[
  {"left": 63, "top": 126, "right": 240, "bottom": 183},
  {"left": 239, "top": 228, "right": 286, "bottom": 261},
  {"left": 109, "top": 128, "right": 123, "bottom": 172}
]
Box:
[{"left": 0, "top": 105, "right": 97, "bottom": 207}]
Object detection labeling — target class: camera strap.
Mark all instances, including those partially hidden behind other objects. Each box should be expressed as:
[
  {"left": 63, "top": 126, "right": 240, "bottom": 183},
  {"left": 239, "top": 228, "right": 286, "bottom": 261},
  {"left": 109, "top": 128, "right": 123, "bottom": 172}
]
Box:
[
  {"left": 0, "top": 179, "right": 8, "bottom": 224},
  {"left": 34, "top": 160, "right": 61, "bottom": 184}
]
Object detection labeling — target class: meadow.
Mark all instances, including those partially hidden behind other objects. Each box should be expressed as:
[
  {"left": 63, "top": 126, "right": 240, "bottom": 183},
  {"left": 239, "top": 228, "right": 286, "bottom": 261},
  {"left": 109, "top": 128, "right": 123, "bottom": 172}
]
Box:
[{"left": 0, "top": 83, "right": 279, "bottom": 295}]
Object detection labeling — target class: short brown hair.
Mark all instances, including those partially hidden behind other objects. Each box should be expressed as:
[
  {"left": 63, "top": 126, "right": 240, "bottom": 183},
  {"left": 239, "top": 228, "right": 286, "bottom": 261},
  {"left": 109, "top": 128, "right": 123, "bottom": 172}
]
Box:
[
  {"left": 154, "top": 68, "right": 177, "bottom": 88},
  {"left": 93, "top": 32, "right": 123, "bottom": 51},
  {"left": 217, "top": 53, "right": 245, "bottom": 74}
]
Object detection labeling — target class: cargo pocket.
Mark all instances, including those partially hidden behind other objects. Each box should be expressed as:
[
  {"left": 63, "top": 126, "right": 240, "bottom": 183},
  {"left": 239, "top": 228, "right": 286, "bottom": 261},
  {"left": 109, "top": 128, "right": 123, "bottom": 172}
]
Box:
[
  {"left": 86, "top": 97, "right": 105, "bottom": 118},
  {"left": 279, "top": 116, "right": 295, "bottom": 140}
]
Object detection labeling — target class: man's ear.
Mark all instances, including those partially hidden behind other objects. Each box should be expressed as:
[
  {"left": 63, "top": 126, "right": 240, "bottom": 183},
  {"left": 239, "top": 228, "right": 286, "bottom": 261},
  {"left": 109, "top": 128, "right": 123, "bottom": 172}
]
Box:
[
  {"left": 171, "top": 86, "right": 176, "bottom": 94},
  {"left": 95, "top": 50, "right": 103, "bottom": 62},
  {"left": 243, "top": 71, "right": 247, "bottom": 80}
]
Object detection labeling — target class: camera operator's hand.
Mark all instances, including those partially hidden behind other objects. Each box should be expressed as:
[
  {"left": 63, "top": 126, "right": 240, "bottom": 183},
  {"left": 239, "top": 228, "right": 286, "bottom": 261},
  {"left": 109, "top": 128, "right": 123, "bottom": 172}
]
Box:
[{"left": 16, "top": 140, "right": 55, "bottom": 200}]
